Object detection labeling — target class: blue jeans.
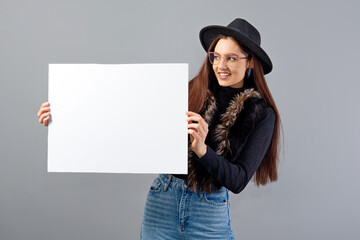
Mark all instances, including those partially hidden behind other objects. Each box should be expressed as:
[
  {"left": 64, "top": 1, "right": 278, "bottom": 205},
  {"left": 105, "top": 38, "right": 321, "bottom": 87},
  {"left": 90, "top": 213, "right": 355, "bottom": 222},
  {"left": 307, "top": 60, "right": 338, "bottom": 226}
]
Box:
[{"left": 141, "top": 174, "right": 235, "bottom": 239}]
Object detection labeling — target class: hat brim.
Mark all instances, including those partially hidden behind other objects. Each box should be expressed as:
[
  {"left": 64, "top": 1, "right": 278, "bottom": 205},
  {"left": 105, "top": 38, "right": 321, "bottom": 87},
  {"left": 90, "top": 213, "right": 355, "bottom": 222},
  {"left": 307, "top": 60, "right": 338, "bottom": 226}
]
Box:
[{"left": 199, "top": 25, "right": 273, "bottom": 75}]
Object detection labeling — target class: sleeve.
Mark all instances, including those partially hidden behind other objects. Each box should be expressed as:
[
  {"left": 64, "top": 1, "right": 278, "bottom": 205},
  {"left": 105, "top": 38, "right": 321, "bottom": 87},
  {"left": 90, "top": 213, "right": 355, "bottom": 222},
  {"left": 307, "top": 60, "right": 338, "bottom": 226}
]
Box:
[{"left": 195, "top": 107, "right": 276, "bottom": 194}]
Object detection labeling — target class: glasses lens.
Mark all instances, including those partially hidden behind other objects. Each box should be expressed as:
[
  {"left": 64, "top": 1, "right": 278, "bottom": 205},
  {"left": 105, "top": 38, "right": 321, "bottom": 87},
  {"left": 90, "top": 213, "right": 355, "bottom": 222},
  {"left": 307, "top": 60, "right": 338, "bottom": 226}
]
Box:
[
  {"left": 209, "top": 52, "right": 215, "bottom": 64},
  {"left": 209, "top": 53, "right": 243, "bottom": 66},
  {"left": 226, "top": 55, "right": 239, "bottom": 67}
]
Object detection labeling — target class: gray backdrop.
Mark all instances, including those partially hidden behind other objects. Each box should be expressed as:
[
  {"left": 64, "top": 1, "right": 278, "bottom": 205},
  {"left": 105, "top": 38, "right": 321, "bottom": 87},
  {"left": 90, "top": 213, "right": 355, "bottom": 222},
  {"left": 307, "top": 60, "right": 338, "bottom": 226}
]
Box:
[{"left": 1, "top": 0, "right": 360, "bottom": 239}]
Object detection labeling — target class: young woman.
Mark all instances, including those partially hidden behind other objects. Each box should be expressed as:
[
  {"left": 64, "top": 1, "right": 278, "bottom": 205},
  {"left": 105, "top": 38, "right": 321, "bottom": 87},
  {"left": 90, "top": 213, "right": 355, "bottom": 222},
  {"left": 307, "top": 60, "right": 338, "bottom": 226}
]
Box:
[
  {"left": 37, "top": 18, "right": 281, "bottom": 240},
  {"left": 140, "top": 18, "right": 281, "bottom": 239}
]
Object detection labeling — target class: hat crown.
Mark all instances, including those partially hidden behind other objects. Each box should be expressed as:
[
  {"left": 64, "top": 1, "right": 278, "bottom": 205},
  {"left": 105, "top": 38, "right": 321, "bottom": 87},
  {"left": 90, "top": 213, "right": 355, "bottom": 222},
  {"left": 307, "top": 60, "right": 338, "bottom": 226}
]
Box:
[
  {"left": 227, "top": 18, "right": 261, "bottom": 46},
  {"left": 199, "top": 18, "right": 272, "bottom": 74}
]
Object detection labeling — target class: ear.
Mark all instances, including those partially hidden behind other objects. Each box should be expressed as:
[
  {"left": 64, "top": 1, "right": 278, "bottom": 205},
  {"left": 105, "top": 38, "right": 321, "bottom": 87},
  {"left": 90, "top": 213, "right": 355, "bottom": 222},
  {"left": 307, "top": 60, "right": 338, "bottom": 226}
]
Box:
[{"left": 247, "top": 57, "right": 255, "bottom": 69}]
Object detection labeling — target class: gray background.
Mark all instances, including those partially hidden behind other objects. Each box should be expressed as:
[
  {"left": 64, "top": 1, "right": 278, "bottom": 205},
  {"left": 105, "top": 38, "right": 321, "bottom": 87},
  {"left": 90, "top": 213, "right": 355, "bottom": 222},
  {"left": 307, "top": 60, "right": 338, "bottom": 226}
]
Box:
[{"left": 1, "top": 0, "right": 359, "bottom": 239}]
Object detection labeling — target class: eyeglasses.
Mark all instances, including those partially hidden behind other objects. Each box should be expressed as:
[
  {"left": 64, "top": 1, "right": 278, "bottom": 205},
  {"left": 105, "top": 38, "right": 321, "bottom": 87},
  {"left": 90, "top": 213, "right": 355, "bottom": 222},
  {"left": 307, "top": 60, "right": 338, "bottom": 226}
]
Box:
[{"left": 208, "top": 52, "right": 250, "bottom": 67}]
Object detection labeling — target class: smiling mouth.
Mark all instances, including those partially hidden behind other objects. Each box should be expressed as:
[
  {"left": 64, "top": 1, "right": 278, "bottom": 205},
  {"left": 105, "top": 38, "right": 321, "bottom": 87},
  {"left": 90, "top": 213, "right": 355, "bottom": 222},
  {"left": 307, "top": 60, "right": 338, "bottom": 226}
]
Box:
[{"left": 218, "top": 72, "right": 231, "bottom": 79}]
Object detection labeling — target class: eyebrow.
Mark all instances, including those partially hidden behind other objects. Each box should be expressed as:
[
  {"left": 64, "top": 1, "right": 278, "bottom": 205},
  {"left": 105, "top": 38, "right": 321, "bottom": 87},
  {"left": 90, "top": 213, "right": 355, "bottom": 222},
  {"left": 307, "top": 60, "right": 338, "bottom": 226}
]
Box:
[{"left": 213, "top": 51, "right": 240, "bottom": 56}]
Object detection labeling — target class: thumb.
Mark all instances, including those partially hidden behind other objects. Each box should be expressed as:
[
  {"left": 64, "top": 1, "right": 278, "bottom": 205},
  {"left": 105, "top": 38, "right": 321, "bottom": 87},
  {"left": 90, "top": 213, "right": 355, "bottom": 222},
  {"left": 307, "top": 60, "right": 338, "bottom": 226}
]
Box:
[{"left": 189, "top": 134, "right": 194, "bottom": 143}]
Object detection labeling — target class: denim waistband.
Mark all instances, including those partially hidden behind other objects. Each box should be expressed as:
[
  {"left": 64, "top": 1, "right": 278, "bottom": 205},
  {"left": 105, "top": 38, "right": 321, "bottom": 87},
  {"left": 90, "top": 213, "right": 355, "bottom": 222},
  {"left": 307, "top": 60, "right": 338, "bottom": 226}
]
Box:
[
  {"left": 158, "top": 174, "right": 227, "bottom": 196},
  {"left": 159, "top": 174, "right": 191, "bottom": 191}
]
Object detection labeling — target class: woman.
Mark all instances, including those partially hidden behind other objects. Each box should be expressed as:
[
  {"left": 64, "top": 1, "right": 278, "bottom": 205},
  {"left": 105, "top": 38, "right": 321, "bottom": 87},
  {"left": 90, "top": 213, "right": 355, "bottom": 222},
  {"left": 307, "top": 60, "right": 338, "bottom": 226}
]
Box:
[
  {"left": 140, "top": 18, "right": 281, "bottom": 239},
  {"left": 37, "top": 18, "right": 281, "bottom": 239}
]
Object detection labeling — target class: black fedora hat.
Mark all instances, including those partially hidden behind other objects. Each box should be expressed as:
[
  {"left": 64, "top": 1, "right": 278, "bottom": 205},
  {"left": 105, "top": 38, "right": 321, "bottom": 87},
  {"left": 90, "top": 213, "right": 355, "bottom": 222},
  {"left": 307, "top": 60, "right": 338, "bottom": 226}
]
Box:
[{"left": 199, "top": 18, "right": 273, "bottom": 75}]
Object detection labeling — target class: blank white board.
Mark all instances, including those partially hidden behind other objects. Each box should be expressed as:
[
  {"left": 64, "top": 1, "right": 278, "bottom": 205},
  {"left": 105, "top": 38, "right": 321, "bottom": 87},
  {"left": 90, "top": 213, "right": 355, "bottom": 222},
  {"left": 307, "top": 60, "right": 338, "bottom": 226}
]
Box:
[{"left": 48, "top": 63, "right": 188, "bottom": 174}]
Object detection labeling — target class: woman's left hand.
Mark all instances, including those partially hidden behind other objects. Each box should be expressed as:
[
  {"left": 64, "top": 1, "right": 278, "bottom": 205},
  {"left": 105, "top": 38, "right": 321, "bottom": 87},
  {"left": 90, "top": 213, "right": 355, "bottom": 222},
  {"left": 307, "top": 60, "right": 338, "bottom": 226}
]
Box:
[{"left": 186, "top": 111, "right": 208, "bottom": 158}]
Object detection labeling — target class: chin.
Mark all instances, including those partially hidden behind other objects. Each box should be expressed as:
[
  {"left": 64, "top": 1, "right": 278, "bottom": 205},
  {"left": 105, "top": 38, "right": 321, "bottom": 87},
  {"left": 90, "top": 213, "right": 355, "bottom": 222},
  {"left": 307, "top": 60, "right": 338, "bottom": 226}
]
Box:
[
  {"left": 217, "top": 79, "right": 229, "bottom": 86},
  {"left": 217, "top": 81, "right": 233, "bottom": 88},
  {"left": 217, "top": 78, "right": 244, "bottom": 88}
]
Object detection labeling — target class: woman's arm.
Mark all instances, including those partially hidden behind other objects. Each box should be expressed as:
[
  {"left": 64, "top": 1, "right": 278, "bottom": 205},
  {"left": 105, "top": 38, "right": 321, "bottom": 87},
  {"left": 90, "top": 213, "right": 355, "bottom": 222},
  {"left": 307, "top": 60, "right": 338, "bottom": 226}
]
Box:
[{"left": 195, "top": 107, "right": 276, "bottom": 194}]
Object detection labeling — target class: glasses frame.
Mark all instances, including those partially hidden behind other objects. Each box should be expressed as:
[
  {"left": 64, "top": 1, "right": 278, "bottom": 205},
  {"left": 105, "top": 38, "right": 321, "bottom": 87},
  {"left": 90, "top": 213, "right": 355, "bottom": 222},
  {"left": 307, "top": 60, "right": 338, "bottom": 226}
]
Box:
[{"left": 208, "top": 51, "right": 251, "bottom": 67}]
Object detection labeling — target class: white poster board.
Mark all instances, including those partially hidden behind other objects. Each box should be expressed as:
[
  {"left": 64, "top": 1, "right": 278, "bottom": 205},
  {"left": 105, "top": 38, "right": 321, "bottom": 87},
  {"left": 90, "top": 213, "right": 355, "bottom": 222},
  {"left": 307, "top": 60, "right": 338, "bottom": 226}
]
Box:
[{"left": 48, "top": 63, "right": 188, "bottom": 174}]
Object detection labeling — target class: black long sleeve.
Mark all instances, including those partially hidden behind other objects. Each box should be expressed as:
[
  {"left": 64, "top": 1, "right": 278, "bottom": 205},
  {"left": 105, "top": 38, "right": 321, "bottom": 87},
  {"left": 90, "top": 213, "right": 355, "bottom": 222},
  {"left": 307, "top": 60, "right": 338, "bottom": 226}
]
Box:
[
  {"left": 172, "top": 85, "right": 276, "bottom": 194},
  {"left": 195, "top": 107, "right": 276, "bottom": 194}
]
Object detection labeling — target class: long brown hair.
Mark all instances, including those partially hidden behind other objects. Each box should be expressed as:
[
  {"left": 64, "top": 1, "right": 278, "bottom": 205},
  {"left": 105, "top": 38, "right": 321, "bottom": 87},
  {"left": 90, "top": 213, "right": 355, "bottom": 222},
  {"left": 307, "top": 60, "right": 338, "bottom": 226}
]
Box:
[{"left": 188, "top": 35, "right": 283, "bottom": 187}]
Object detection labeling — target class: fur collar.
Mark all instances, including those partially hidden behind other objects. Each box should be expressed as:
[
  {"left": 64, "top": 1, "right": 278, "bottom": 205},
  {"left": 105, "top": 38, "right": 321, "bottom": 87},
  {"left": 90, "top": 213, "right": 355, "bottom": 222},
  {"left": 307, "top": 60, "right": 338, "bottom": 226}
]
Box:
[{"left": 186, "top": 88, "right": 262, "bottom": 192}]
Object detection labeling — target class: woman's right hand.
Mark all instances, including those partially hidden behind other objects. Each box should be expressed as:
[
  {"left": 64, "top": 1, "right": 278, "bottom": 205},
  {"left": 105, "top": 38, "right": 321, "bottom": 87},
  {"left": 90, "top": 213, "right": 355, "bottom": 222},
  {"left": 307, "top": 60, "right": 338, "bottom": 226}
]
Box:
[{"left": 37, "top": 102, "right": 51, "bottom": 127}]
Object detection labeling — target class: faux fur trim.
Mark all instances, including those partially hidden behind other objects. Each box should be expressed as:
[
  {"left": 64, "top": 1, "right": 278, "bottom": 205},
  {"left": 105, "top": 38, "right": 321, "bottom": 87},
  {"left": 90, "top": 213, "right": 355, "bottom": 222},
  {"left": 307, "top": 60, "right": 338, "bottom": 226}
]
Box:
[
  {"left": 213, "top": 89, "right": 261, "bottom": 159},
  {"left": 186, "top": 88, "right": 261, "bottom": 192}
]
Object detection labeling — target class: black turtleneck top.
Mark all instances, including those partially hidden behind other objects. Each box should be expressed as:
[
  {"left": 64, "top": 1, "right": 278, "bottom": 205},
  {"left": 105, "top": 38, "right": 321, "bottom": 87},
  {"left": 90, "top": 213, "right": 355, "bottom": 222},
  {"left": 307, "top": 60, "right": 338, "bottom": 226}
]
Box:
[{"left": 173, "top": 85, "right": 276, "bottom": 194}]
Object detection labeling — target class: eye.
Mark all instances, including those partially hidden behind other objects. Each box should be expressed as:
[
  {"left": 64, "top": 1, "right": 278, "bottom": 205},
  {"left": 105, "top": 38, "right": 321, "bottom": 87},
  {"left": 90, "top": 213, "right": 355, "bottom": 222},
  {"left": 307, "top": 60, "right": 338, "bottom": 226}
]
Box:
[
  {"left": 214, "top": 55, "right": 220, "bottom": 60},
  {"left": 227, "top": 56, "right": 237, "bottom": 61}
]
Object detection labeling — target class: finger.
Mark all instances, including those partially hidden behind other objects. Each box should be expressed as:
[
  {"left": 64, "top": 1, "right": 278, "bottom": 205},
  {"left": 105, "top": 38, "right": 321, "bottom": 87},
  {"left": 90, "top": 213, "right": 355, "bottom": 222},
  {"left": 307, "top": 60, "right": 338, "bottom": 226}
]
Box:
[
  {"left": 196, "top": 119, "right": 208, "bottom": 136},
  {"left": 186, "top": 112, "right": 209, "bottom": 134},
  {"left": 187, "top": 123, "right": 206, "bottom": 138},
  {"left": 39, "top": 112, "right": 50, "bottom": 123},
  {"left": 188, "top": 129, "right": 201, "bottom": 142},
  {"left": 189, "top": 133, "right": 194, "bottom": 143},
  {"left": 186, "top": 111, "right": 208, "bottom": 126},
  {"left": 39, "top": 112, "right": 51, "bottom": 123},
  {"left": 37, "top": 102, "right": 50, "bottom": 117},
  {"left": 186, "top": 116, "right": 201, "bottom": 124},
  {"left": 41, "top": 102, "right": 50, "bottom": 108},
  {"left": 44, "top": 116, "right": 50, "bottom": 126},
  {"left": 37, "top": 106, "right": 50, "bottom": 117},
  {"left": 187, "top": 116, "right": 208, "bottom": 134},
  {"left": 186, "top": 115, "right": 207, "bottom": 126},
  {"left": 186, "top": 115, "right": 199, "bottom": 126},
  {"left": 186, "top": 112, "right": 201, "bottom": 121}
]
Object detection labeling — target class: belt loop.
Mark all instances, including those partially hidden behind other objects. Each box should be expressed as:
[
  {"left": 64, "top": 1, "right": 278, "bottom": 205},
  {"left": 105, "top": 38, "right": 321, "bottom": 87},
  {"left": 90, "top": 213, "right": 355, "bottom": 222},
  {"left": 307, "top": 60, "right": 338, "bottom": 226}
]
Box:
[{"left": 162, "top": 174, "right": 172, "bottom": 192}]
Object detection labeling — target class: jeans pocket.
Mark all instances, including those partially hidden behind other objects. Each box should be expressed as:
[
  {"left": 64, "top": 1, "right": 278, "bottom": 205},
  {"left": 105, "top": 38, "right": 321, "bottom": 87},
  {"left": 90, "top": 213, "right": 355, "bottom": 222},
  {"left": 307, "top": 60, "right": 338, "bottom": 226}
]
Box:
[
  {"left": 149, "top": 177, "right": 163, "bottom": 193},
  {"left": 203, "top": 189, "right": 228, "bottom": 206}
]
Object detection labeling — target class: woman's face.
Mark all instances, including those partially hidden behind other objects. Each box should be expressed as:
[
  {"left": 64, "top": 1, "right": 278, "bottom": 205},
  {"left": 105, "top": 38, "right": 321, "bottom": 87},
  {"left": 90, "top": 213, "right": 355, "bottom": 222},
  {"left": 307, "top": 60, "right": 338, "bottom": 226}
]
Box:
[{"left": 212, "top": 37, "right": 253, "bottom": 88}]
